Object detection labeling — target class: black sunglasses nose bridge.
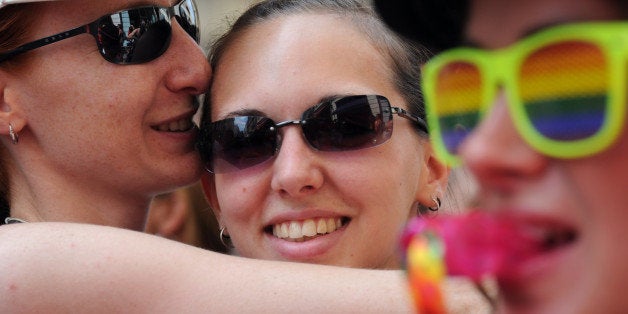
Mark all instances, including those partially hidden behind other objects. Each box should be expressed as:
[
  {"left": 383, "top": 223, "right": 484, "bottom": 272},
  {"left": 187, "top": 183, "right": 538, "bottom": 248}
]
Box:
[
  {"left": 274, "top": 119, "right": 306, "bottom": 129},
  {"left": 271, "top": 119, "right": 309, "bottom": 153}
]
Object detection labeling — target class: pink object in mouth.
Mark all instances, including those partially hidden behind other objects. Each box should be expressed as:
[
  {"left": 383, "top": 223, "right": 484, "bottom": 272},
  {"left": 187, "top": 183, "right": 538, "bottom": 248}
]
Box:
[{"left": 401, "top": 211, "right": 541, "bottom": 281}]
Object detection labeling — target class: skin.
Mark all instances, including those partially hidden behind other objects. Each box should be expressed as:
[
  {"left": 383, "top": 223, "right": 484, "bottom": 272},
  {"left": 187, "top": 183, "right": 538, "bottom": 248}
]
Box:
[
  {"left": 0, "top": 0, "right": 210, "bottom": 229},
  {"left": 463, "top": 0, "right": 628, "bottom": 312},
  {"left": 203, "top": 14, "right": 448, "bottom": 269},
  {"left": 0, "top": 2, "right": 417, "bottom": 313},
  {"left": 0, "top": 222, "right": 416, "bottom": 313}
]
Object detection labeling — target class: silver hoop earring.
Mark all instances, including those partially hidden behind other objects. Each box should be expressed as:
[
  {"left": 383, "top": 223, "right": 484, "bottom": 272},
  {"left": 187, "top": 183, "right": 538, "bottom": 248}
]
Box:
[
  {"left": 428, "top": 196, "right": 441, "bottom": 212},
  {"left": 219, "top": 227, "right": 234, "bottom": 249},
  {"left": 8, "top": 123, "right": 18, "bottom": 145}
]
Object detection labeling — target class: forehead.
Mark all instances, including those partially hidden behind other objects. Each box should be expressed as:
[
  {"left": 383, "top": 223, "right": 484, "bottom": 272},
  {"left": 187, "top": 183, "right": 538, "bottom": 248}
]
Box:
[
  {"left": 210, "top": 13, "right": 395, "bottom": 118},
  {"left": 466, "top": 0, "right": 621, "bottom": 48},
  {"left": 35, "top": 0, "right": 174, "bottom": 23}
]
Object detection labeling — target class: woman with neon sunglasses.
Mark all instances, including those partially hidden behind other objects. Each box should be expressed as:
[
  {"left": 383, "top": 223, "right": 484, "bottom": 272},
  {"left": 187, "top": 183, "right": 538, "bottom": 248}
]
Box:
[
  {"left": 377, "top": 0, "right": 628, "bottom": 312},
  {"left": 196, "top": 0, "right": 453, "bottom": 270}
]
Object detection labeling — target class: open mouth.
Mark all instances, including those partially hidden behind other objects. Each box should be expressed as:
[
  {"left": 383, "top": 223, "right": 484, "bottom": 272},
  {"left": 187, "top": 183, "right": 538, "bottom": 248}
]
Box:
[
  {"left": 265, "top": 217, "right": 350, "bottom": 242},
  {"left": 152, "top": 117, "right": 196, "bottom": 132},
  {"left": 534, "top": 224, "right": 578, "bottom": 253},
  {"left": 495, "top": 219, "right": 579, "bottom": 277},
  {"left": 405, "top": 212, "right": 580, "bottom": 280}
]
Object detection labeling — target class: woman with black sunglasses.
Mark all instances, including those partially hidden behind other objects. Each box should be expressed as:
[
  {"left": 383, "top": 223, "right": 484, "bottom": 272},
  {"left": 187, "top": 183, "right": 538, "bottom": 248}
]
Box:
[
  {"left": 0, "top": 0, "right": 210, "bottom": 227},
  {"left": 197, "top": 0, "right": 454, "bottom": 270},
  {"left": 194, "top": 2, "right": 488, "bottom": 309}
]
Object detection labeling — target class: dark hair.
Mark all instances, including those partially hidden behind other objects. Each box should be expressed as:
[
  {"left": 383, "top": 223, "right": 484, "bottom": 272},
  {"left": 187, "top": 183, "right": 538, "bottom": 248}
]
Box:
[
  {"left": 0, "top": 4, "right": 38, "bottom": 64},
  {"left": 374, "top": 0, "right": 469, "bottom": 53},
  {"left": 0, "top": 4, "right": 38, "bottom": 224},
  {"left": 374, "top": 0, "right": 628, "bottom": 52},
  {"left": 203, "top": 0, "right": 430, "bottom": 138}
]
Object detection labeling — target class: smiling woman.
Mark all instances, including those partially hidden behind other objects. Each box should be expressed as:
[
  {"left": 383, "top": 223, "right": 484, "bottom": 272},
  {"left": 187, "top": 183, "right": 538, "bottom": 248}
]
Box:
[
  {"left": 198, "top": 0, "right": 450, "bottom": 269},
  {"left": 0, "top": 0, "right": 209, "bottom": 228}
]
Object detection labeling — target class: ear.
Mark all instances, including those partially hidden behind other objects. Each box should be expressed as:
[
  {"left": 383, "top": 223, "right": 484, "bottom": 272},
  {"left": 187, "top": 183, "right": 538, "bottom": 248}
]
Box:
[
  {"left": 145, "top": 188, "right": 190, "bottom": 238},
  {"left": 0, "top": 73, "right": 27, "bottom": 137},
  {"left": 416, "top": 142, "right": 450, "bottom": 209},
  {"left": 200, "top": 172, "right": 222, "bottom": 224}
]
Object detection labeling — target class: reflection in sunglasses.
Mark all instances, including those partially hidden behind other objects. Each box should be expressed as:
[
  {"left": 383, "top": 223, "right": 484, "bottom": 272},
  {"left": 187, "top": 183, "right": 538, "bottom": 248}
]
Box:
[
  {"left": 198, "top": 95, "right": 428, "bottom": 173},
  {"left": 0, "top": 0, "right": 199, "bottom": 65}
]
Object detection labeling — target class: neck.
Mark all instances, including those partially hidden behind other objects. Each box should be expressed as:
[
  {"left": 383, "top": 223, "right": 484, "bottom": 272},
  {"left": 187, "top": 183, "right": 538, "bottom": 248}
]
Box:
[{"left": 9, "top": 164, "right": 151, "bottom": 231}]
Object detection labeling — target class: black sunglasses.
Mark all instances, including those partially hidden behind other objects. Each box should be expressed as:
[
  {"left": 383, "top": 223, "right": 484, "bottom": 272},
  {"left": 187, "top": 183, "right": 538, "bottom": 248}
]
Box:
[
  {"left": 197, "top": 95, "right": 428, "bottom": 174},
  {"left": 0, "top": 0, "right": 199, "bottom": 64}
]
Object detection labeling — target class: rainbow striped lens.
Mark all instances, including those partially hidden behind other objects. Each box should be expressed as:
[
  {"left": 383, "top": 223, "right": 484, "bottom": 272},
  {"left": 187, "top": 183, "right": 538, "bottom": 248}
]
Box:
[
  {"left": 433, "top": 62, "right": 483, "bottom": 155},
  {"left": 424, "top": 22, "right": 627, "bottom": 164},
  {"left": 519, "top": 41, "right": 608, "bottom": 141}
]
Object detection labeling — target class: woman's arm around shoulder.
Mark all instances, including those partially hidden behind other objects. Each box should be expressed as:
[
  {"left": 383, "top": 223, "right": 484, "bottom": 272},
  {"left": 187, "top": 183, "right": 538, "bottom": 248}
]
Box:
[{"left": 0, "top": 222, "right": 414, "bottom": 313}]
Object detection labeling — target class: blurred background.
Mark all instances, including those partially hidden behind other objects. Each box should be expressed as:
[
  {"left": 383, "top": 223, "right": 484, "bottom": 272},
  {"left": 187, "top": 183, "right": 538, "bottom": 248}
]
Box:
[{"left": 196, "top": 0, "right": 260, "bottom": 51}]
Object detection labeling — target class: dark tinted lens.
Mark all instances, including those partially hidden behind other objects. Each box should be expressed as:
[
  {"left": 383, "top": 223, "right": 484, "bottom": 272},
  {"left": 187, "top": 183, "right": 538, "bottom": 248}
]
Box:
[
  {"left": 209, "top": 116, "right": 278, "bottom": 173},
  {"left": 174, "top": 0, "right": 200, "bottom": 42},
  {"left": 302, "top": 95, "right": 392, "bottom": 151},
  {"left": 95, "top": 16, "right": 122, "bottom": 61},
  {"left": 97, "top": 8, "right": 171, "bottom": 64}
]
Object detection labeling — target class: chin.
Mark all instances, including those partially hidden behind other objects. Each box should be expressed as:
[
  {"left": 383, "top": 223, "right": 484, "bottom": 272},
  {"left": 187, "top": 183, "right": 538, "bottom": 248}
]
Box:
[{"left": 162, "top": 159, "right": 203, "bottom": 187}]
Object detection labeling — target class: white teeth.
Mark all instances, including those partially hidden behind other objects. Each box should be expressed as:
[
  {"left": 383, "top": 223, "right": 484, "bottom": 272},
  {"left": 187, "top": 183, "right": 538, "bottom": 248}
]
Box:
[
  {"left": 316, "top": 219, "right": 327, "bottom": 234},
  {"left": 289, "top": 221, "right": 302, "bottom": 239},
  {"left": 301, "top": 219, "right": 317, "bottom": 237},
  {"left": 279, "top": 223, "right": 289, "bottom": 238},
  {"left": 272, "top": 217, "right": 346, "bottom": 241},
  {"left": 326, "top": 218, "right": 336, "bottom": 233},
  {"left": 156, "top": 118, "right": 193, "bottom": 132}
]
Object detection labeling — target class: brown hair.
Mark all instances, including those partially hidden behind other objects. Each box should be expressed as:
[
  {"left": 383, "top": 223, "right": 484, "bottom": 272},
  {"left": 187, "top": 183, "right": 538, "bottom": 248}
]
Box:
[
  {"left": 0, "top": 4, "right": 37, "bottom": 223},
  {"left": 202, "top": 0, "right": 430, "bottom": 137}
]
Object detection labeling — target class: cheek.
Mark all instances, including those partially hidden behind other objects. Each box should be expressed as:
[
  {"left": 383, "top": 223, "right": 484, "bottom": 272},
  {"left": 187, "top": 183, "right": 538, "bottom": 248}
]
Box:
[
  {"left": 565, "top": 135, "right": 628, "bottom": 264},
  {"left": 333, "top": 148, "right": 420, "bottom": 214},
  {"left": 570, "top": 131, "right": 628, "bottom": 215},
  {"left": 214, "top": 174, "right": 267, "bottom": 221}
]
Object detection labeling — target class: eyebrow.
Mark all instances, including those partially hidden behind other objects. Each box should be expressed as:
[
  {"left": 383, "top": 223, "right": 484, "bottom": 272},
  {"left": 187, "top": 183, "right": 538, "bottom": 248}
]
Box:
[{"left": 220, "top": 94, "right": 350, "bottom": 119}]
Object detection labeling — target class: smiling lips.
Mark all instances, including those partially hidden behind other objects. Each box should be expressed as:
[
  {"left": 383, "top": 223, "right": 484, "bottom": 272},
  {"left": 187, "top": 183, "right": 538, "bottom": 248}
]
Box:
[
  {"left": 270, "top": 217, "right": 349, "bottom": 242},
  {"left": 153, "top": 117, "right": 195, "bottom": 132}
]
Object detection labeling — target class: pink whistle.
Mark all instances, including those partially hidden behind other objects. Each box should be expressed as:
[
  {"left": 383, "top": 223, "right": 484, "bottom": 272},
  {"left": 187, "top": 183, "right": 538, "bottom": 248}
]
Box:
[{"left": 401, "top": 211, "right": 541, "bottom": 281}]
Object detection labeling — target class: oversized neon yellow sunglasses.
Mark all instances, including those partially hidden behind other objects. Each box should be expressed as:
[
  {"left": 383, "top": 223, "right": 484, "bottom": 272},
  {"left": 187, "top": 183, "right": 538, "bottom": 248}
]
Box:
[{"left": 422, "top": 22, "right": 627, "bottom": 166}]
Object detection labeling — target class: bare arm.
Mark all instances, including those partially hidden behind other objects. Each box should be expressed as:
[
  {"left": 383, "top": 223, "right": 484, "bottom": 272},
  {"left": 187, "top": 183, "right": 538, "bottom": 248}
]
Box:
[{"left": 0, "top": 223, "right": 414, "bottom": 313}]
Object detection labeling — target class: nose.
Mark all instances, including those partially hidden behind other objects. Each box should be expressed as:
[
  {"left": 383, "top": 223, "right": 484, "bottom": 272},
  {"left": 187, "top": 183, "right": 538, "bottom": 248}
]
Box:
[
  {"left": 270, "top": 126, "right": 324, "bottom": 198},
  {"left": 458, "top": 92, "right": 548, "bottom": 190},
  {"left": 161, "top": 19, "right": 211, "bottom": 95}
]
